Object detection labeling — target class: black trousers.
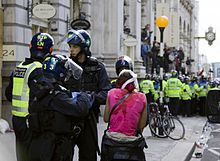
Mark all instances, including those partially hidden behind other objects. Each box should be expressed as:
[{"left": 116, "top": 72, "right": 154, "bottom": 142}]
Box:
[
  {"left": 75, "top": 116, "right": 98, "bottom": 161},
  {"left": 12, "top": 116, "right": 32, "bottom": 161},
  {"left": 181, "top": 100, "right": 191, "bottom": 116},
  {"left": 29, "top": 132, "right": 73, "bottom": 161},
  {"left": 146, "top": 93, "right": 153, "bottom": 104},
  {"left": 190, "top": 97, "right": 198, "bottom": 115},
  {"left": 199, "top": 97, "right": 207, "bottom": 116},
  {"left": 168, "top": 98, "right": 180, "bottom": 116}
]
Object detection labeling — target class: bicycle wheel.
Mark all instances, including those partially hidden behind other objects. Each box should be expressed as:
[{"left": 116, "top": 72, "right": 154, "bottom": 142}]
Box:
[
  {"left": 163, "top": 116, "right": 185, "bottom": 140},
  {"left": 149, "top": 115, "right": 168, "bottom": 138}
]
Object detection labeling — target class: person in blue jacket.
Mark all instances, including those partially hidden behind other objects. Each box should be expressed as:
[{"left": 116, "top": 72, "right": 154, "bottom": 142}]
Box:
[{"left": 28, "top": 55, "right": 93, "bottom": 161}]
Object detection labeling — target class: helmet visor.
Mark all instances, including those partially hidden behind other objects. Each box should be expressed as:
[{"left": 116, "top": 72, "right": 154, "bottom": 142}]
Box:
[
  {"left": 64, "top": 57, "right": 83, "bottom": 80},
  {"left": 67, "top": 30, "right": 84, "bottom": 45}
]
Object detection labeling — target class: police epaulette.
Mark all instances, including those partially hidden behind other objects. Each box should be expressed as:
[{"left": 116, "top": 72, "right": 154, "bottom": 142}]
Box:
[{"left": 87, "top": 56, "right": 98, "bottom": 64}]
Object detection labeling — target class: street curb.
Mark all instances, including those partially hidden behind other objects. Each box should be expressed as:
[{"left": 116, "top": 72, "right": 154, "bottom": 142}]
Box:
[
  {"left": 162, "top": 141, "right": 195, "bottom": 161},
  {"left": 184, "top": 142, "right": 196, "bottom": 161}
]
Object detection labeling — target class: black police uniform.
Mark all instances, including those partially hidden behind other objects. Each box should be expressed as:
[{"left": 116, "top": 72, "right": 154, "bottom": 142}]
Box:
[
  {"left": 28, "top": 81, "right": 92, "bottom": 161},
  {"left": 65, "top": 56, "right": 112, "bottom": 161},
  {"left": 5, "top": 58, "right": 43, "bottom": 161}
]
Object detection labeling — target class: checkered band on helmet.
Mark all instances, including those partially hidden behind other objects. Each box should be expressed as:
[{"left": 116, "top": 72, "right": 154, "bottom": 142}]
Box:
[
  {"left": 42, "top": 55, "right": 67, "bottom": 82},
  {"left": 67, "top": 29, "right": 91, "bottom": 54}
]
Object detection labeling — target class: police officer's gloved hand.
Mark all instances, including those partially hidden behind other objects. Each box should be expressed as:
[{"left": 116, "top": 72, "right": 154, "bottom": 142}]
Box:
[
  {"left": 87, "top": 93, "right": 95, "bottom": 107},
  {"left": 72, "top": 92, "right": 80, "bottom": 99},
  {"left": 83, "top": 91, "right": 95, "bottom": 102},
  {"left": 72, "top": 92, "right": 93, "bottom": 109},
  {"left": 183, "top": 89, "right": 187, "bottom": 92}
]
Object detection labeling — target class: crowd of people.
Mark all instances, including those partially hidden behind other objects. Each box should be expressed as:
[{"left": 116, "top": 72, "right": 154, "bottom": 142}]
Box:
[
  {"left": 4, "top": 27, "right": 219, "bottom": 161},
  {"left": 139, "top": 70, "right": 219, "bottom": 117},
  {"left": 141, "top": 24, "right": 188, "bottom": 75}
]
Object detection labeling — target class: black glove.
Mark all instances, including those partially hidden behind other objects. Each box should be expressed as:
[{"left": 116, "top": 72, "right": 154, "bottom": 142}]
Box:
[{"left": 183, "top": 89, "right": 187, "bottom": 92}]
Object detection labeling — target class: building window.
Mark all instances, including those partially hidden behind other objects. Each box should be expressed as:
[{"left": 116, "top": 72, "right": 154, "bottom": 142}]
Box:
[
  {"left": 32, "top": 24, "right": 48, "bottom": 35},
  {"left": 70, "top": 0, "right": 80, "bottom": 20}
]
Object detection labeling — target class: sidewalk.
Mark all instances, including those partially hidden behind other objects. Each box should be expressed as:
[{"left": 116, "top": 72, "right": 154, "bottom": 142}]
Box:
[
  {"left": 0, "top": 116, "right": 207, "bottom": 161},
  {"left": 0, "top": 132, "right": 16, "bottom": 161}
]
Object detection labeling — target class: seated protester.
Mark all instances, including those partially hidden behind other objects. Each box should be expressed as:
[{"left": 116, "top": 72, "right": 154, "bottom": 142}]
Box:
[
  {"left": 28, "top": 55, "right": 93, "bottom": 161},
  {"left": 102, "top": 69, "right": 147, "bottom": 161}
]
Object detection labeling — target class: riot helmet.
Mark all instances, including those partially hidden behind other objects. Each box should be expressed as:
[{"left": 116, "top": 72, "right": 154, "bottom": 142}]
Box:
[
  {"left": 191, "top": 75, "right": 198, "bottom": 82},
  {"left": 115, "top": 55, "right": 133, "bottom": 76},
  {"left": 178, "top": 75, "right": 185, "bottom": 82},
  {"left": 145, "top": 74, "right": 151, "bottom": 80},
  {"left": 67, "top": 29, "right": 91, "bottom": 56},
  {"left": 163, "top": 73, "right": 171, "bottom": 81},
  {"left": 30, "top": 33, "right": 54, "bottom": 61},
  {"left": 184, "top": 76, "right": 190, "bottom": 84},
  {"left": 171, "top": 70, "right": 178, "bottom": 78},
  {"left": 42, "top": 55, "right": 83, "bottom": 83},
  {"left": 209, "top": 81, "right": 217, "bottom": 88}
]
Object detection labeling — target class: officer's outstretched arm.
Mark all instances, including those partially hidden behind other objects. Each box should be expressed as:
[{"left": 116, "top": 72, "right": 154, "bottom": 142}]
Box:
[{"left": 51, "top": 92, "right": 92, "bottom": 118}]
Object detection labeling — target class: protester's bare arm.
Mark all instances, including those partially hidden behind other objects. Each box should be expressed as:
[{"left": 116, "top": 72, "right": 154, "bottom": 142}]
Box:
[
  {"left": 138, "top": 105, "right": 147, "bottom": 131},
  {"left": 103, "top": 97, "right": 110, "bottom": 123}
]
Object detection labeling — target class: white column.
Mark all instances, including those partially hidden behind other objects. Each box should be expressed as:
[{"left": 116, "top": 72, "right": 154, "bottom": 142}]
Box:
[
  {"left": 90, "top": 0, "right": 104, "bottom": 57},
  {"left": 99, "top": 0, "right": 124, "bottom": 78},
  {"left": 128, "top": 0, "right": 141, "bottom": 60}
]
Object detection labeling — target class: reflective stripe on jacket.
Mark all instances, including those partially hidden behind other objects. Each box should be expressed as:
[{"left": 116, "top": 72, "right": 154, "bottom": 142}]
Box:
[
  {"left": 189, "top": 82, "right": 199, "bottom": 98},
  {"left": 198, "top": 82, "right": 208, "bottom": 97},
  {"left": 166, "top": 78, "right": 182, "bottom": 98},
  {"left": 139, "top": 79, "right": 155, "bottom": 94},
  {"left": 181, "top": 84, "right": 192, "bottom": 100},
  {"left": 12, "top": 61, "right": 42, "bottom": 117}
]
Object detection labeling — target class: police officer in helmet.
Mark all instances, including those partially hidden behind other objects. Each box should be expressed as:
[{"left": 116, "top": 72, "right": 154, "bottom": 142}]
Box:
[
  {"left": 65, "top": 29, "right": 111, "bottom": 161},
  {"left": 115, "top": 55, "right": 133, "bottom": 76},
  {"left": 5, "top": 33, "right": 54, "bottom": 161},
  {"left": 28, "top": 55, "right": 93, "bottom": 161},
  {"left": 111, "top": 55, "right": 133, "bottom": 88},
  {"left": 165, "top": 70, "right": 182, "bottom": 116}
]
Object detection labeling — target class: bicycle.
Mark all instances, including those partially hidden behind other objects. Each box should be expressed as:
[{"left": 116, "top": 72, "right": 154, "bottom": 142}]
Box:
[
  {"left": 148, "top": 103, "right": 167, "bottom": 138},
  {"left": 148, "top": 102, "right": 185, "bottom": 140}
]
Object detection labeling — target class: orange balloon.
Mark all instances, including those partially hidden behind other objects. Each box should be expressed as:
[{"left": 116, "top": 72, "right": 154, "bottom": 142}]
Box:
[{"left": 156, "top": 16, "right": 169, "bottom": 28}]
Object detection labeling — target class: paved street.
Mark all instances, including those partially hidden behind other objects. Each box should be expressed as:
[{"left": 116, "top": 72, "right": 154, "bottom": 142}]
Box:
[
  {"left": 0, "top": 132, "right": 16, "bottom": 161},
  {"left": 0, "top": 116, "right": 207, "bottom": 161},
  {"left": 190, "top": 122, "right": 220, "bottom": 161},
  {"left": 201, "top": 124, "right": 220, "bottom": 161}
]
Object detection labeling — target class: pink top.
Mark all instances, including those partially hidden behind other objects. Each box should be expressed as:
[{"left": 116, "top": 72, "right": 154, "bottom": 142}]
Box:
[{"left": 107, "top": 88, "right": 147, "bottom": 136}]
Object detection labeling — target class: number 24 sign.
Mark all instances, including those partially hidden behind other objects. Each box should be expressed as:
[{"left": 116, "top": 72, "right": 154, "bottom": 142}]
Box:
[{"left": 3, "top": 45, "right": 16, "bottom": 61}]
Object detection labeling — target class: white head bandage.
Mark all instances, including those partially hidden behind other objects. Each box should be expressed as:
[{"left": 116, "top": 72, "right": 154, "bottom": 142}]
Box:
[{"left": 119, "top": 69, "right": 139, "bottom": 91}]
